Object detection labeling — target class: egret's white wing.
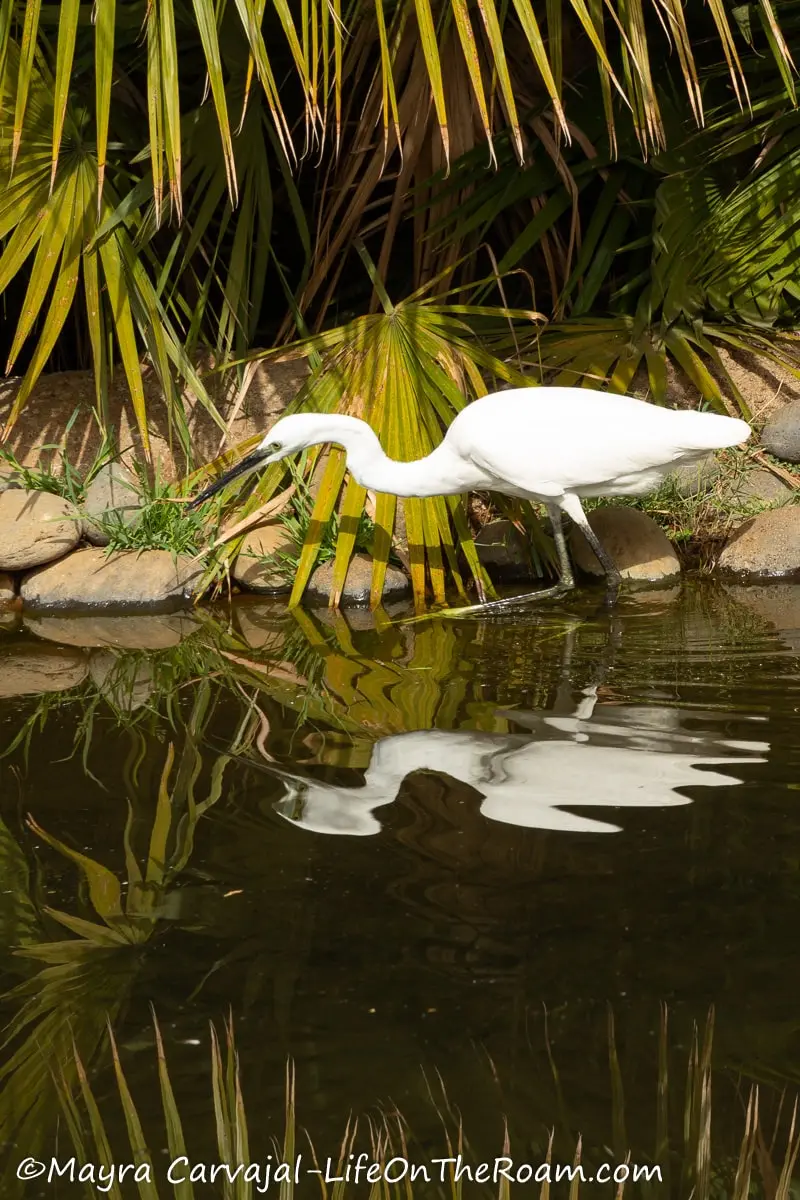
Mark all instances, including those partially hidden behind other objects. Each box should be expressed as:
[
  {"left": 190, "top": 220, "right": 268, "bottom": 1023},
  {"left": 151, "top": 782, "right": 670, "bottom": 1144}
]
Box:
[{"left": 449, "top": 389, "right": 747, "bottom": 497}]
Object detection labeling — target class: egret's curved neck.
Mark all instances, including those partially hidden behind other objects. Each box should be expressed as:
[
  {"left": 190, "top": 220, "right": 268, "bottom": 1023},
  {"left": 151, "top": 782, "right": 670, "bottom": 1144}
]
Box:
[{"left": 305, "top": 415, "right": 475, "bottom": 498}]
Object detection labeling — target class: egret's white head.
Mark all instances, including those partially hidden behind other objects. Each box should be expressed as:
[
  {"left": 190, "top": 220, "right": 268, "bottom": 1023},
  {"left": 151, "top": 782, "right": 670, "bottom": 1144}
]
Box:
[
  {"left": 189, "top": 412, "right": 349, "bottom": 508},
  {"left": 256, "top": 413, "right": 341, "bottom": 462}
]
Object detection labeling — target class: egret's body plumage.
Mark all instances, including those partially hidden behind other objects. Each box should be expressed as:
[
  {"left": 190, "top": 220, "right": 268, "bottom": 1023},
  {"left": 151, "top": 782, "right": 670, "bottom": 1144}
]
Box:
[
  {"left": 190, "top": 385, "right": 751, "bottom": 610},
  {"left": 425, "top": 388, "right": 750, "bottom": 502}
]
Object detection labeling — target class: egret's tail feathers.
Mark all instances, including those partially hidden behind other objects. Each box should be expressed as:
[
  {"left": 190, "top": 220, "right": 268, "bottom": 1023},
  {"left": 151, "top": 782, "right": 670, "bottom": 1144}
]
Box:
[{"left": 679, "top": 412, "right": 751, "bottom": 451}]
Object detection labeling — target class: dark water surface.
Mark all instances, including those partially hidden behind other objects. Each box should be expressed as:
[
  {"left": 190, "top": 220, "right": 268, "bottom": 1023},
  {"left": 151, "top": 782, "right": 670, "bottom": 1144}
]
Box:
[{"left": 1, "top": 581, "right": 800, "bottom": 1194}]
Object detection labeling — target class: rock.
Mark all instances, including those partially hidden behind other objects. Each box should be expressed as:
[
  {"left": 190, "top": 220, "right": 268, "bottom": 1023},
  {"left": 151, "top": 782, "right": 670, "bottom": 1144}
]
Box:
[
  {"left": 231, "top": 522, "right": 298, "bottom": 593},
  {"left": 0, "top": 644, "right": 88, "bottom": 697},
  {"left": 235, "top": 602, "right": 288, "bottom": 651},
  {"left": 306, "top": 553, "right": 412, "bottom": 606},
  {"left": 89, "top": 650, "right": 154, "bottom": 711},
  {"left": 570, "top": 506, "right": 681, "bottom": 582},
  {"left": 20, "top": 548, "right": 203, "bottom": 612},
  {"left": 82, "top": 462, "right": 143, "bottom": 546},
  {"left": 718, "top": 507, "right": 800, "bottom": 578},
  {"left": 24, "top": 612, "right": 199, "bottom": 650},
  {"left": 474, "top": 520, "right": 533, "bottom": 579},
  {"left": 725, "top": 468, "right": 793, "bottom": 508},
  {"left": 761, "top": 399, "right": 800, "bottom": 462},
  {"left": 0, "top": 572, "right": 15, "bottom": 604},
  {"left": 0, "top": 490, "right": 82, "bottom": 571},
  {"left": 0, "top": 609, "right": 21, "bottom": 632},
  {"left": 668, "top": 454, "right": 721, "bottom": 498},
  {"left": 724, "top": 583, "right": 800, "bottom": 653}
]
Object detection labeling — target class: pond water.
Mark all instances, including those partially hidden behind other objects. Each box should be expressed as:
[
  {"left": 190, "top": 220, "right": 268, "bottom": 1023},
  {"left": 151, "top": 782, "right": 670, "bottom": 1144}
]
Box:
[{"left": 1, "top": 580, "right": 800, "bottom": 1196}]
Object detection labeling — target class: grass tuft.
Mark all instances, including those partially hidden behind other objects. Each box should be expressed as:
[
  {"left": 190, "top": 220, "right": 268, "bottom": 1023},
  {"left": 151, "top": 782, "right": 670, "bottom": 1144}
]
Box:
[{"left": 0, "top": 443, "right": 87, "bottom": 506}]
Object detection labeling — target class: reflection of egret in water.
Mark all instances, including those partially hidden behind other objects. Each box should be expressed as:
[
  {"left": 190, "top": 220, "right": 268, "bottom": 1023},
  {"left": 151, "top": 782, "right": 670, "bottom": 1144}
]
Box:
[{"left": 271, "top": 689, "right": 767, "bottom": 836}]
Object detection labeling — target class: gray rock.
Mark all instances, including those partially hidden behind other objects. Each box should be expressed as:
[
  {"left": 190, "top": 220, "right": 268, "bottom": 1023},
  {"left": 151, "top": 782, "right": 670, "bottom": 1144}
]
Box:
[
  {"left": 475, "top": 519, "right": 533, "bottom": 579},
  {"left": 25, "top": 612, "right": 200, "bottom": 649},
  {"left": 0, "top": 644, "right": 88, "bottom": 697},
  {"left": 306, "top": 553, "right": 411, "bottom": 606},
  {"left": 725, "top": 468, "right": 793, "bottom": 507},
  {"left": 0, "top": 490, "right": 82, "bottom": 571},
  {"left": 89, "top": 650, "right": 154, "bottom": 712},
  {"left": 0, "top": 572, "right": 15, "bottom": 604},
  {"left": 231, "top": 521, "right": 298, "bottom": 593},
  {"left": 570, "top": 506, "right": 681, "bottom": 582},
  {"left": 82, "top": 462, "right": 144, "bottom": 546},
  {"left": 761, "top": 399, "right": 800, "bottom": 462},
  {"left": 718, "top": 506, "right": 800, "bottom": 577},
  {"left": 668, "top": 454, "right": 721, "bottom": 498},
  {"left": 20, "top": 548, "right": 203, "bottom": 612}
]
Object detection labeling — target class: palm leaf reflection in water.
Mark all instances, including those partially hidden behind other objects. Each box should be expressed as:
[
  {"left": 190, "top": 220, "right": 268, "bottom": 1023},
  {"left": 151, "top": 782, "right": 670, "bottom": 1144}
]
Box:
[
  {"left": 0, "top": 681, "right": 234, "bottom": 1173},
  {"left": 0, "top": 589, "right": 791, "bottom": 1194}
]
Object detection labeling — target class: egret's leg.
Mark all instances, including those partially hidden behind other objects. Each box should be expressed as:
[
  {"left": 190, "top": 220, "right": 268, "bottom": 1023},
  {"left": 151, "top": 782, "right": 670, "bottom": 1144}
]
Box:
[
  {"left": 559, "top": 493, "right": 622, "bottom": 603},
  {"left": 444, "top": 503, "right": 576, "bottom": 616}
]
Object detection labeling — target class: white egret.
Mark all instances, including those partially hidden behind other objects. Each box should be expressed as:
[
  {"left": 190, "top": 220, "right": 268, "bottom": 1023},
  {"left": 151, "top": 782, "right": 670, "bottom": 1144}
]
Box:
[{"left": 190, "top": 387, "right": 751, "bottom": 612}]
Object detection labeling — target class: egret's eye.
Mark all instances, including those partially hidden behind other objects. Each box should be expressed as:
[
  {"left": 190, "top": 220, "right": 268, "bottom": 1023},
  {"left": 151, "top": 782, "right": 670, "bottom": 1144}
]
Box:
[{"left": 264, "top": 441, "right": 282, "bottom": 455}]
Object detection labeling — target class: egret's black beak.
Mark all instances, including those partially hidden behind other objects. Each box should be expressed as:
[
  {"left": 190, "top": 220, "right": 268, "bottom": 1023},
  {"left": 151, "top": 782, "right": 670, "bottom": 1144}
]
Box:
[{"left": 187, "top": 447, "right": 269, "bottom": 510}]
